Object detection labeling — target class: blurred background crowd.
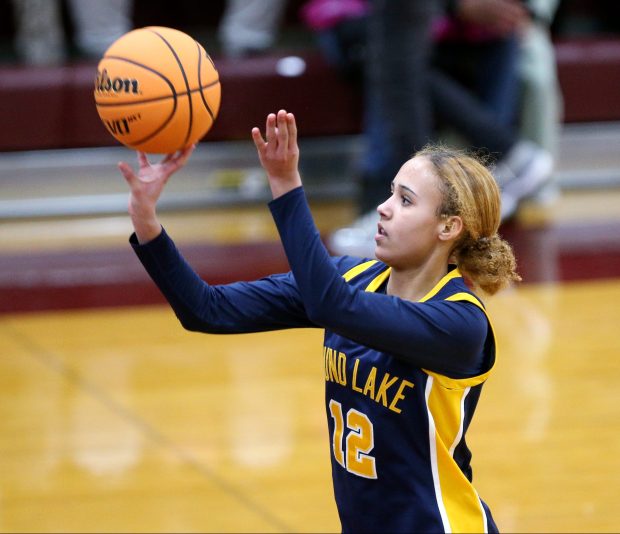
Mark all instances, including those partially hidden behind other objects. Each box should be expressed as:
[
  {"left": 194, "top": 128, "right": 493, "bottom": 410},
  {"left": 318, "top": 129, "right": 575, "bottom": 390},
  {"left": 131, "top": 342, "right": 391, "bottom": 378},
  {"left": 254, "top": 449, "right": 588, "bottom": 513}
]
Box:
[
  {"left": 1, "top": 0, "right": 619, "bottom": 242},
  {"left": 1, "top": 1, "right": 619, "bottom": 208}
]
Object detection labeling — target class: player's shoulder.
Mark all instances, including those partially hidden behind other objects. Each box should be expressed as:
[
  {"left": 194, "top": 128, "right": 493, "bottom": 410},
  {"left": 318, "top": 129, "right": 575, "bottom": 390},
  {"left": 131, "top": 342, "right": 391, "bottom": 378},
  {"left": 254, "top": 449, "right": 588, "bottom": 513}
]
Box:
[{"left": 427, "top": 268, "right": 486, "bottom": 308}]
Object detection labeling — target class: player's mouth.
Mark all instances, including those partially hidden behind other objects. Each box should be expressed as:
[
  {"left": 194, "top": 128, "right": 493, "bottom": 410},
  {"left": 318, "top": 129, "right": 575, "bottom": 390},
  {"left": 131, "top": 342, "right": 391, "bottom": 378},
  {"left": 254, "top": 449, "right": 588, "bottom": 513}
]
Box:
[{"left": 375, "top": 223, "right": 387, "bottom": 242}]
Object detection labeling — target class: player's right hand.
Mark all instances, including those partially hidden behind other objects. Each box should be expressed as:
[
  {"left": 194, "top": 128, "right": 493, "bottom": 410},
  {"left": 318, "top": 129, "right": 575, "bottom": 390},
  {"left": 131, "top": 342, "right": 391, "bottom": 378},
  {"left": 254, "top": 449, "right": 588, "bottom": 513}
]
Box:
[{"left": 118, "top": 145, "right": 194, "bottom": 243}]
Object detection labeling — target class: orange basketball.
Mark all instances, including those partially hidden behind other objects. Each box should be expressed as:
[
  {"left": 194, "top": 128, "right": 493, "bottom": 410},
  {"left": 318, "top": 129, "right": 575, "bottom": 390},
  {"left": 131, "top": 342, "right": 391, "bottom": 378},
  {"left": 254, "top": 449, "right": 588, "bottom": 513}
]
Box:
[{"left": 94, "top": 26, "right": 221, "bottom": 154}]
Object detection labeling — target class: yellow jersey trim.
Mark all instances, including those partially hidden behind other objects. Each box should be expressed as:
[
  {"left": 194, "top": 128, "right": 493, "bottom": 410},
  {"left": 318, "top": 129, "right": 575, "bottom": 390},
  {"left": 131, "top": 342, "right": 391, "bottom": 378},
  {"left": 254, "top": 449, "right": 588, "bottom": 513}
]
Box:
[
  {"left": 419, "top": 269, "right": 462, "bottom": 302},
  {"left": 342, "top": 260, "right": 378, "bottom": 282},
  {"left": 425, "top": 377, "right": 489, "bottom": 533},
  {"left": 444, "top": 292, "right": 483, "bottom": 308},
  {"left": 341, "top": 260, "right": 391, "bottom": 293},
  {"left": 424, "top": 290, "right": 495, "bottom": 532},
  {"left": 365, "top": 268, "right": 392, "bottom": 292}
]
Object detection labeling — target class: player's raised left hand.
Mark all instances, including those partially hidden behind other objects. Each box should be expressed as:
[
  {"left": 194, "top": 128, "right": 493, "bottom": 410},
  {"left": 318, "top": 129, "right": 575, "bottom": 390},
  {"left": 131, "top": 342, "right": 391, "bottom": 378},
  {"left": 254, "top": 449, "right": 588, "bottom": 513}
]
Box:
[{"left": 252, "top": 109, "right": 302, "bottom": 199}]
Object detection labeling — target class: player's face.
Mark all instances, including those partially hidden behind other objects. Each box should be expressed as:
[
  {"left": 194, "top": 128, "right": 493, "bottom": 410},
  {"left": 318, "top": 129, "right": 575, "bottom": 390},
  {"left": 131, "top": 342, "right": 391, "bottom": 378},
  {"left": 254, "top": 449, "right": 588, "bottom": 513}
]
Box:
[{"left": 374, "top": 156, "right": 445, "bottom": 269}]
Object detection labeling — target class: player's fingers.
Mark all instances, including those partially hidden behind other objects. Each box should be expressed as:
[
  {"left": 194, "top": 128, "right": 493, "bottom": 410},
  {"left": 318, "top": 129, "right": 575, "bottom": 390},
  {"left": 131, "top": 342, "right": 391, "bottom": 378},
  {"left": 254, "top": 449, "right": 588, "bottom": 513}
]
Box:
[
  {"left": 286, "top": 113, "right": 297, "bottom": 151},
  {"left": 276, "top": 109, "right": 289, "bottom": 151},
  {"left": 174, "top": 144, "right": 195, "bottom": 166},
  {"left": 159, "top": 147, "right": 191, "bottom": 180},
  {"left": 265, "top": 113, "right": 277, "bottom": 144},
  {"left": 118, "top": 161, "right": 136, "bottom": 185},
  {"left": 251, "top": 127, "right": 266, "bottom": 151},
  {"left": 161, "top": 153, "right": 175, "bottom": 165},
  {"left": 137, "top": 151, "right": 150, "bottom": 169}
]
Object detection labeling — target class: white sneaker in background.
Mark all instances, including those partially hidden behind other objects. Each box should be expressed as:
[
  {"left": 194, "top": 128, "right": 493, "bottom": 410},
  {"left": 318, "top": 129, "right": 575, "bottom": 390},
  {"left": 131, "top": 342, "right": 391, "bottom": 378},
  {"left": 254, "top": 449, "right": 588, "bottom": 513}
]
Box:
[
  {"left": 493, "top": 141, "right": 554, "bottom": 221},
  {"left": 327, "top": 210, "right": 378, "bottom": 258},
  {"left": 531, "top": 180, "right": 561, "bottom": 206}
]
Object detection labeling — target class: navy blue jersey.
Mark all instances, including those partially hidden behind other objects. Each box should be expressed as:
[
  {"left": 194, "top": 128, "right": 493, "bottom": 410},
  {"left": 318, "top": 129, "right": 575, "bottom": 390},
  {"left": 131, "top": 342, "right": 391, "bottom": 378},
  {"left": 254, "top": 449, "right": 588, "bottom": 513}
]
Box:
[
  {"left": 322, "top": 261, "right": 497, "bottom": 533},
  {"left": 131, "top": 186, "right": 498, "bottom": 533}
]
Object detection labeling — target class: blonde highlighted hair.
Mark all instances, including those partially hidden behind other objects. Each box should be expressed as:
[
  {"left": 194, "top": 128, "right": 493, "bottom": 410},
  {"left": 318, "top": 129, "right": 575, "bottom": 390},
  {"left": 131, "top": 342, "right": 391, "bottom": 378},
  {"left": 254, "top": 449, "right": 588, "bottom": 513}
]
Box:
[{"left": 416, "top": 145, "right": 521, "bottom": 295}]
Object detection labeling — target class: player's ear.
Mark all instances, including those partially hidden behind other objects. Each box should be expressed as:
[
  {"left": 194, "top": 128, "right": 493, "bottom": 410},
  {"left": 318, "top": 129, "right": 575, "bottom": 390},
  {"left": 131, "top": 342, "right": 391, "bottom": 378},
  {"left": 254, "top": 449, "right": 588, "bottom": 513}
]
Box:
[{"left": 438, "top": 215, "right": 463, "bottom": 242}]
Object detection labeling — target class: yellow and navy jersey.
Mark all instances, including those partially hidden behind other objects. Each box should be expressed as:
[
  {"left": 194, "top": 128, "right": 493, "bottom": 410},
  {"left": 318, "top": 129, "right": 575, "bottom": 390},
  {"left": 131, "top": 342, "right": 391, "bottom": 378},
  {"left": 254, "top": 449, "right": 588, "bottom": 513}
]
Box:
[
  {"left": 132, "top": 186, "right": 498, "bottom": 533},
  {"left": 269, "top": 188, "right": 498, "bottom": 533},
  {"left": 323, "top": 259, "right": 497, "bottom": 533}
]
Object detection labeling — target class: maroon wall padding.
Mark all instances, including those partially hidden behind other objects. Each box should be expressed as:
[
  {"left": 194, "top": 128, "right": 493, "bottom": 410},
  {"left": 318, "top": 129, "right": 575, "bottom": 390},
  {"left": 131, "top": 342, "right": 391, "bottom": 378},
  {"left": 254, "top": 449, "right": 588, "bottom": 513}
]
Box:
[
  {"left": 3, "top": 221, "right": 620, "bottom": 314},
  {"left": 0, "top": 241, "right": 289, "bottom": 314},
  {"left": 1, "top": 38, "right": 620, "bottom": 152},
  {"left": 499, "top": 220, "right": 620, "bottom": 285},
  {"left": 0, "top": 52, "right": 362, "bottom": 152},
  {"left": 555, "top": 38, "right": 620, "bottom": 122},
  {"left": 206, "top": 53, "right": 363, "bottom": 141}
]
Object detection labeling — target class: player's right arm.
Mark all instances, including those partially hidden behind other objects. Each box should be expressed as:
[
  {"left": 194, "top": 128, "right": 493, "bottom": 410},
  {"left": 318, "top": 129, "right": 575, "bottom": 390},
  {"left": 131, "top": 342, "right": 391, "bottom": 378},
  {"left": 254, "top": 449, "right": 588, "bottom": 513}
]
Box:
[
  {"left": 131, "top": 227, "right": 315, "bottom": 333},
  {"left": 119, "top": 146, "right": 313, "bottom": 333}
]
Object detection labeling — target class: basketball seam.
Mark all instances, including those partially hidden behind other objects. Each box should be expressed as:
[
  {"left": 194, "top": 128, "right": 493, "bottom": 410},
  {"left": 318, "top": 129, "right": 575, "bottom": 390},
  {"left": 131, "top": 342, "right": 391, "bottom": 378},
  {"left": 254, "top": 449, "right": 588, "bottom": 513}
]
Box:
[
  {"left": 196, "top": 42, "right": 216, "bottom": 122},
  {"left": 95, "top": 82, "right": 219, "bottom": 108},
  {"left": 149, "top": 29, "right": 194, "bottom": 149}
]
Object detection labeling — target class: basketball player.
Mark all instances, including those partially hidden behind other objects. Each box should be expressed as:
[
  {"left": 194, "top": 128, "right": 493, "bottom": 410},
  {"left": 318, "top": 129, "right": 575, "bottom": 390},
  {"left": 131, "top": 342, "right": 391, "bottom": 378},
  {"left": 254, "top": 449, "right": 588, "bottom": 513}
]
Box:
[{"left": 118, "top": 109, "right": 520, "bottom": 533}]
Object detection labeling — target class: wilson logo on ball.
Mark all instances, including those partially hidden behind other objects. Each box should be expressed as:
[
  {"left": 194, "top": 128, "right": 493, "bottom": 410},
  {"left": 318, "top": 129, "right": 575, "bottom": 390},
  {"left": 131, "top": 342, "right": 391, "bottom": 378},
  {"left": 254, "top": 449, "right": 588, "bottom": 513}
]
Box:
[{"left": 95, "top": 69, "right": 140, "bottom": 95}]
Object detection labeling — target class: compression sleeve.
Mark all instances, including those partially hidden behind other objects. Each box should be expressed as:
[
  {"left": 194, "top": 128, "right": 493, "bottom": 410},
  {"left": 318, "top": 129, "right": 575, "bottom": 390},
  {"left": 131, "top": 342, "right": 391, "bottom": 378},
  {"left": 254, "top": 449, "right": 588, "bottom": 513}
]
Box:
[
  {"left": 130, "top": 228, "right": 314, "bottom": 333},
  {"left": 269, "top": 187, "right": 489, "bottom": 377}
]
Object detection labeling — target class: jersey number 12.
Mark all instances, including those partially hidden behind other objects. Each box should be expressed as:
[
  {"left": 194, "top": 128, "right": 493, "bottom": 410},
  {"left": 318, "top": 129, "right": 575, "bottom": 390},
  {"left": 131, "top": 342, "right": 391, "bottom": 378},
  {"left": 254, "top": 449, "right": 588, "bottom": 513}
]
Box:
[{"left": 329, "top": 399, "right": 377, "bottom": 479}]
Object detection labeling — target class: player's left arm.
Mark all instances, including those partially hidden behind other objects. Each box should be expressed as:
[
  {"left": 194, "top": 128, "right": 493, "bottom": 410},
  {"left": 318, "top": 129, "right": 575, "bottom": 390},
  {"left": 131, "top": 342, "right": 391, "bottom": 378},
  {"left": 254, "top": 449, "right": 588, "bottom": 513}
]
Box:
[
  {"left": 270, "top": 187, "right": 489, "bottom": 377},
  {"left": 255, "top": 111, "right": 489, "bottom": 377}
]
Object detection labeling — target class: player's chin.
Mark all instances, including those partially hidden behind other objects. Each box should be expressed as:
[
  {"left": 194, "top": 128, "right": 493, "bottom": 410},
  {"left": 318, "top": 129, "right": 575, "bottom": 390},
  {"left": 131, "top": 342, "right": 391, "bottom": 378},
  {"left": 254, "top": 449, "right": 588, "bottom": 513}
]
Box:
[{"left": 374, "top": 243, "right": 389, "bottom": 263}]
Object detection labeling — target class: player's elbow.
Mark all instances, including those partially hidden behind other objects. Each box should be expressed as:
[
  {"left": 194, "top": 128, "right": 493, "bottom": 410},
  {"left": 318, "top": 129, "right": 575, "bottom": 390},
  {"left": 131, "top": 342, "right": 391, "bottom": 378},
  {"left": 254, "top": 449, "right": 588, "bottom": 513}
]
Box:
[
  {"left": 176, "top": 312, "right": 218, "bottom": 334},
  {"left": 177, "top": 314, "right": 204, "bottom": 332},
  {"left": 304, "top": 298, "right": 351, "bottom": 331},
  {"left": 307, "top": 280, "right": 355, "bottom": 322},
  {"left": 304, "top": 301, "right": 325, "bottom": 326}
]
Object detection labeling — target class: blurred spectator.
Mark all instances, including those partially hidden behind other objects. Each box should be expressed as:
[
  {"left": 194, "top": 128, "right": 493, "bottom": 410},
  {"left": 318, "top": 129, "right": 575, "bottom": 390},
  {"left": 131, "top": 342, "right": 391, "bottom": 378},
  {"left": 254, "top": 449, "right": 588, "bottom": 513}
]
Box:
[
  {"left": 12, "top": 0, "right": 132, "bottom": 65},
  {"left": 433, "top": 0, "right": 525, "bottom": 127},
  {"left": 432, "top": 0, "right": 563, "bottom": 203},
  {"left": 518, "top": 0, "right": 563, "bottom": 203},
  {"left": 218, "top": 0, "right": 288, "bottom": 58},
  {"left": 360, "top": 0, "right": 437, "bottom": 223},
  {"left": 302, "top": 0, "right": 555, "bottom": 257},
  {"left": 300, "top": 0, "right": 369, "bottom": 82},
  {"left": 12, "top": 0, "right": 64, "bottom": 65}
]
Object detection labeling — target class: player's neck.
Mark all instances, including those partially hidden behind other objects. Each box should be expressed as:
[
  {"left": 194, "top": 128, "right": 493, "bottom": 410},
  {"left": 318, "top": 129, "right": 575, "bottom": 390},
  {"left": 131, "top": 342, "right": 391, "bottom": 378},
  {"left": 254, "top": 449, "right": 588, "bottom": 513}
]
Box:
[{"left": 386, "top": 257, "right": 451, "bottom": 302}]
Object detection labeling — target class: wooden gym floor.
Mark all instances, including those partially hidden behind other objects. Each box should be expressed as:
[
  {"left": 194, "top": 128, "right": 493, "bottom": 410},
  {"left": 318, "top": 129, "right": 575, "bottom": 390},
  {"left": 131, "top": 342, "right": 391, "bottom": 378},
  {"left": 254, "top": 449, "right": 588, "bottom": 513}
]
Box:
[{"left": 1, "top": 129, "right": 620, "bottom": 532}]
